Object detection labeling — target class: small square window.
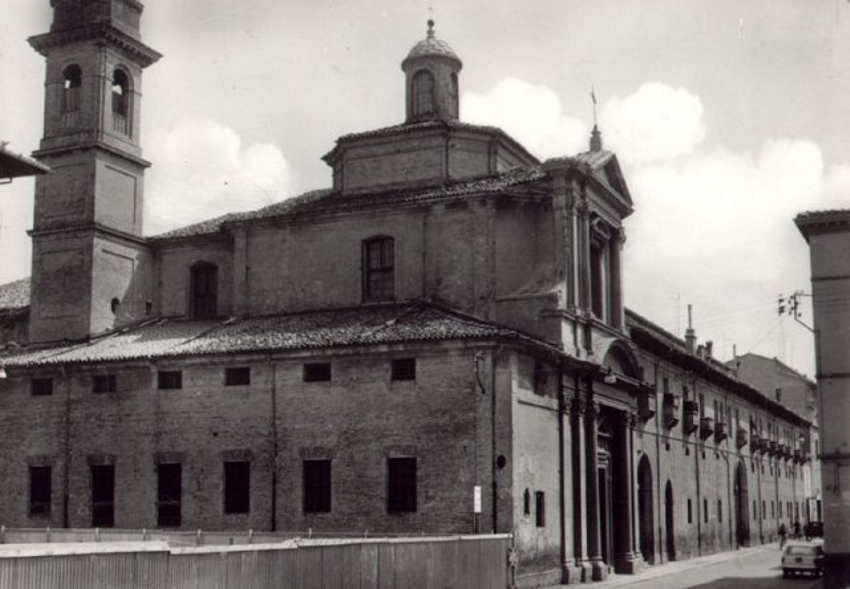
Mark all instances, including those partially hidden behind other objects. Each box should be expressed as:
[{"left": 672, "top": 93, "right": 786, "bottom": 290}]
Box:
[
  {"left": 157, "top": 371, "right": 182, "bottom": 390},
  {"left": 303, "top": 362, "right": 331, "bottom": 383},
  {"left": 93, "top": 374, "right": 117, "bottom": 393},
  {"left": 391, "top": 358, "right": 416, "bottom": 381},
  {"left": 31, "top": 378, "right": 53, "bottom": 396},
  {"left": 225, "top": 367, "right": 250, "bottom": 386}
]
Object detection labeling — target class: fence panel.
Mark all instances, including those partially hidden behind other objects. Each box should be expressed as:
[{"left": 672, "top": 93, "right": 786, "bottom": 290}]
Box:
[{"left": 0, "top": 532, "right": 510, "bottom": 589}]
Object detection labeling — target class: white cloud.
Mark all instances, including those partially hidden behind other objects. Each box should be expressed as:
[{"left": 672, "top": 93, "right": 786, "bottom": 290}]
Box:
[
  {"left": 461, "top": 78, "right": 588, "bottom": 159},
  {"left": 601, "top": 82, "right": 706, "bottom": 165},
  {"left": 144, "top": 119, "right": 293, "bottom": 235}
]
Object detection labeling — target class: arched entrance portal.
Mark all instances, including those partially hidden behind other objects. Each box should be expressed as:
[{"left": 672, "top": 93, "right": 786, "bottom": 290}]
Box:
[
  {"left": 665, "top": 480, "right": 675, "bottom": 561},
  {"left": 638, "top": 456, "right": 654, "bottom": 564},
  {"left": 735, "top": 461, "right": 750, "bottom": 547}
]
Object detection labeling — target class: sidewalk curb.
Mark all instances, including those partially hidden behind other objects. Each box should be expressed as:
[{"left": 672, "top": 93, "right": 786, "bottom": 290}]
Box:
[{"left": 543, "top": 543, "right": 780, "bottom": 588}]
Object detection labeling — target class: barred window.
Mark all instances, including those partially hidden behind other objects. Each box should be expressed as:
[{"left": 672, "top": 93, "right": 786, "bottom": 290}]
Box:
[
  {"left": 303, "top": 362, "right": 331, "bottom": 383},
  {"left": 225, "top": 367, "right": 250, "bottom": 386},
  {"left": 93, "top": 374, "right": 117, "bottom": 393},
  {"left": 157, "top": 371, "right": 182, "bottom": 390},
  {"left": 391, "top": 358, "right": 416, "bottom": 381},
  {"left": 31, "top": 378, "right": 53, "bottom": 396}
]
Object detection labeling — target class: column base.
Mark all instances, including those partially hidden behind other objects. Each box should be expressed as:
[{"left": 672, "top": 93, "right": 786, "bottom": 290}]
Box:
[
  {"left": 589, "top": 557, "right": 608, "bottom": 581},
  {"left": 824, "top": 553, "right": 850, "bottom": 589},
  {"left": 614, "top": 551, "right": 644, "bottom": 575},
  {"left": 560, "top": 559, "right": 585, "bottom": 584}
]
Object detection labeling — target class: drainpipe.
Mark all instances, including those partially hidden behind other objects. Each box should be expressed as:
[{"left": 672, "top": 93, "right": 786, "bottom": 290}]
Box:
[
  {"left": 491, "top": 350, "right": 499, "bottom": 533},
  {"left": 557, "top": 362, "right": 567, "bottom": 574},
  {"left": 694, "top": 378, "right": 702, "bottom": 556},
  {"left": 62, "top": 365, "right": 70, "bottom": 528},
  {"left": 652, "top": 352, "right": 667, "bottom": 563},
  {"left": 269, "top": 356, "right": 278, "bottom": 531}
]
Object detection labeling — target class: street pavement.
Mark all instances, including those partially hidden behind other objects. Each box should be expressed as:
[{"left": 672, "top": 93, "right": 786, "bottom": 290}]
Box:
[{"left": 544, "top": 543, "right": 823, "bottom": 589}]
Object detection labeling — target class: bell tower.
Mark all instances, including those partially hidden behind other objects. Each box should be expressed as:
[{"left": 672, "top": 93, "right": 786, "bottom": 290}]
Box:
[{"left": 27, "top": 0, "right": 161, "bottom": 342}]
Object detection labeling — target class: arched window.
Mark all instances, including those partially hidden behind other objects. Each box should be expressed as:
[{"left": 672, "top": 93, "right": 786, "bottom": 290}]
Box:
[
  {"left": 362, "top": 236, "right": 394, "bottom": 302},
  {"left": 62, "top": 64, "right": 82, "bottom": 114},
  {"left": 411, "top": 70, "right": 435, "bottom": 120},
  {"left": 190, "top": 262, "right": 218, "bottom": 319},
  {"left": 111, "top": 69, "right": 130, "bottom": 134}
]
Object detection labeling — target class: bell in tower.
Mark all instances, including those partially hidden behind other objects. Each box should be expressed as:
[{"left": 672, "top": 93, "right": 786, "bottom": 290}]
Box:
[
  {"left": 26, "top": 0, "right": 160, "bottom": 342},
  {"left": 401, "top": 20, "right": 462, "bottom": 123}
]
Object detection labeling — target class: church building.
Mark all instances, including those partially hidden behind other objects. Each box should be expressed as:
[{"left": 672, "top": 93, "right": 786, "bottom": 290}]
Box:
[{"left": 0, "top": 2, "right": 818, "bottom": 586}]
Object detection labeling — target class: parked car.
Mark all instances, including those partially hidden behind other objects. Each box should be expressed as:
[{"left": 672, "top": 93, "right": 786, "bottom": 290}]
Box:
[
  {"left": 804, "top": 521, "right": 823, "bottom": 539},
  {"left": 782, "top": 540, "right": 825, "bottom": 577}
]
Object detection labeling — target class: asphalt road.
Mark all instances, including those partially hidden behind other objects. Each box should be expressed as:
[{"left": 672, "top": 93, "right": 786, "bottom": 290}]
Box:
[{"left": 560, "top": 544, "right": 823, "bottom": 589}]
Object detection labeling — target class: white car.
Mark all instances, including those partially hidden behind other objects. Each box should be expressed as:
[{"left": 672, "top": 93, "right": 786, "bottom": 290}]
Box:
[{"left": 782, "top": 540, "right": 825, "bottom": 578}]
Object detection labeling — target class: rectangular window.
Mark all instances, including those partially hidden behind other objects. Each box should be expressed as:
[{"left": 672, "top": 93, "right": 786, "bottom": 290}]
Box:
[
  {"left": 303, "top": 362, "right": 331, "bottom": 383},
  {"left": 157, "top": 463, "right": 182, "bottom": 527},
  {"left": 535, "top": 491, "right": 546, "bottom": 527},
  {"left": 224, "top": 461, "right": 250, "bottom": 514},
  {"left": 362, "top": 237, "right": 394, "bottom": 302},
  {"left": 31, "top": 378, "right": 53, "bottom": 396},
  {"left": 387, "top": 457, "right": 417, "bottom": 513},
  {"left": 303, "top": 459, "right": 332, "bottom": 513},
  {"left": 224, "top": 367, "right": 250, "bottom": 386},
  {"left": 762, "top": 500, "right": 766, "bottom": 519},
  {"left": 753, "top": 500, "right": 757, "bottom": 518},
  {"left": 93, "top": 374, "right": 117, "bottom": 393},
  {"left": 523, "top": 489, "right": 531, "bottom": 516},
  {"left": 157, "top": 371, "right": 183, "bottom": 390},
  {"left": 771, "top": 501, "right": 775, "bottom": 519},
  {"left": 90, "top": 465, "right": 115, "bottom": 527},
  {"left": 29, "top": 466, "right": 51, "bottom": 516},
  {"left": 718, "top": 499, "right": 723, "bottom": 522},
  {"left": 703, "top": 498, "right": 708, "bottom": 523},
  {"left": 687, "top": 499, "right": 692, "bottom": 524},
  {"left": 775, "top": 387, "right": 782, "bottom": 402},
  {"left": 391, "top": 358, "right": 416, "bottom": 381}
]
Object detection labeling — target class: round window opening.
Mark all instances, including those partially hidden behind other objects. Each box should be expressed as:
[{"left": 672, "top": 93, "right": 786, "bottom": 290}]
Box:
[
  {"left": 111, "top": 297, "right": 121, "bottom": 314},
  {"left": 496, "top": 455, "right": 507, "bottom": 469}
]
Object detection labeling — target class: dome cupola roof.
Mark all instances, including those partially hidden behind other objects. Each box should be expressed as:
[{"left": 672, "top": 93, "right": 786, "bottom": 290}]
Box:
[{"left": 403, "top": 19, "right": 462, "bottom": 68}]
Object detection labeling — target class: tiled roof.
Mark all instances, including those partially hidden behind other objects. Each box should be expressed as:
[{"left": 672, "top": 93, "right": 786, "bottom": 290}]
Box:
[
  {"left": 403, "top": 21, "right": 461, "bottom": 64},
  {"left": 795, "top": 209, "right": 850, "bottom": 239},
  {"left": 331, "top": 120, "right": 515, "bottom": 147},
  {"left": 0, "top": 302, "right": 556, "bottom": 368},
  {"left": 0, "top": 142, "right": 49, "bottom": 180},
  {"left": 0, "top": 277, "right": 31, "bottom": 312},
  {"left": 150, "top": 168, "right": 547, "bottom": 242}
]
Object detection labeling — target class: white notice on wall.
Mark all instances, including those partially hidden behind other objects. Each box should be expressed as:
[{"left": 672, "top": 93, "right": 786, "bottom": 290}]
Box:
[{"left": 474, "top": 485, "right": 482, "bottom": 514}]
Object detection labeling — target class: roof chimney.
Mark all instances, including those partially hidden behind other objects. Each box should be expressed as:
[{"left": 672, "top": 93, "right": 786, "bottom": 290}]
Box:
[
  {"left": 705, "top": 340, "right": 713, "bottom": 360},
  {"left": 685, "top": 304, "right": 697, "bottom": 354}
]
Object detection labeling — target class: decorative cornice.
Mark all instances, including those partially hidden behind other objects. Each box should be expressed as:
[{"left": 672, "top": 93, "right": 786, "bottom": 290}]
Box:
[{"left": 29, "top": 23, "right": 161, "bottom": 68}]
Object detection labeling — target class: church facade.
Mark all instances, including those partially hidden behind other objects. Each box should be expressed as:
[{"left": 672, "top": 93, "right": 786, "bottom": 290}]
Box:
[{"left": 0, "top": 2, "right": 818, "bottom": 586}]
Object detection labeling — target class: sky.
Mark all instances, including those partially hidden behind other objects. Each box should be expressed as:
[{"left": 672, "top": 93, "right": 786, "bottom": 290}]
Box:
[{"left": 3, "top": 0, "right": 850, "bottom": 379}]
